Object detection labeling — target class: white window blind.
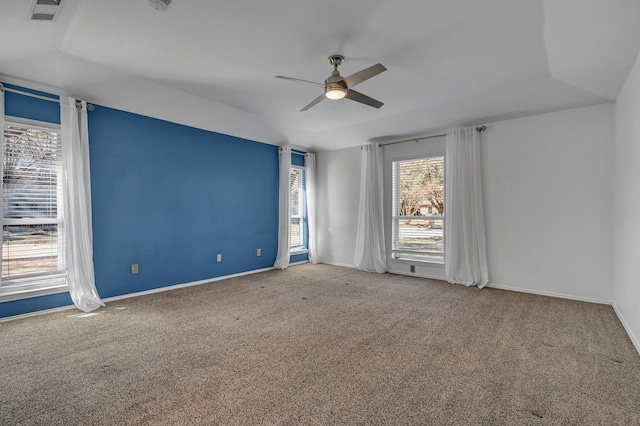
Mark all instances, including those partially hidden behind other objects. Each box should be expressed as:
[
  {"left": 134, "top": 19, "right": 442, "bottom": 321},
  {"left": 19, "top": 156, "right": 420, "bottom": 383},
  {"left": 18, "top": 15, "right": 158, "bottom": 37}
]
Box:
[
  {"left": 1, "top": 120, "right": 66, "bottom": 295},
  {"left": 290, "top": 166, "right": 306, "bottom": 250},
  {"left": 392, "top": 156, "right": 445, "bottom": 263}
]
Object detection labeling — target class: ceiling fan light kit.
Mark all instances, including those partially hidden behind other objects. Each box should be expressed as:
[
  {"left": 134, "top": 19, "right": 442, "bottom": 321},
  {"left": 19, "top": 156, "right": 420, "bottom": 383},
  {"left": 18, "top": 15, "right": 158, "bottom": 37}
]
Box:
[
  {"left": 276, "top": 55, "right": 387, "bottom": 111},
  {"left": 325, "top": 85, "right": 347, "bottom": 100}
]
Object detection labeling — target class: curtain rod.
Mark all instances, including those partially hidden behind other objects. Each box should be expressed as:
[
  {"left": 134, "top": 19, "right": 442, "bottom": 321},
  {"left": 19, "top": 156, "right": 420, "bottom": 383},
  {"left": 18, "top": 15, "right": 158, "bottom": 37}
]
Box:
[
  {"left": 0, "top": 84, "right": 94, "bottom": 111},
  {"left": 378, "top": 126, "right": 487, "bottom": 147}
]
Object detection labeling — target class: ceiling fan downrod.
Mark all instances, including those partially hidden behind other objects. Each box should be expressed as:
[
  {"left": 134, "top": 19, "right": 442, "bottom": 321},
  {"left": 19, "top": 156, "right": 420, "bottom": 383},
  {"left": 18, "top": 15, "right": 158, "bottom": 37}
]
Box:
[{"left": 325, "top": 56, "right": 348, "bottom": 100}]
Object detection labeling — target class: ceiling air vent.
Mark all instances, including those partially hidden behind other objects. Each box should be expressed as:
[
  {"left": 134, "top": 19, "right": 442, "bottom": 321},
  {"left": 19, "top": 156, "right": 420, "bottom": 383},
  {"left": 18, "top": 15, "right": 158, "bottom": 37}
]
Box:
[
  {"left": 29, "top": 0, "right": 62, "bottom": 21},
  {"left": 148, "top": 0, "right": 171, "bottom": 11}
]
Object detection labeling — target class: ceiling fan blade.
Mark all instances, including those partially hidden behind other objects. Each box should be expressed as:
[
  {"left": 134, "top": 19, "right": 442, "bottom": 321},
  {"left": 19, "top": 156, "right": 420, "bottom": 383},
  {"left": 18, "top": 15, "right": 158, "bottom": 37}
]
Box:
[
  {"left": 275, "top": 76, "right": 325, "bottom": 87},
  {"left": 301, "top": 93, "right": 326, "bottom": 111},
  {"left": 343, "top": 63, "right": 387, "bottom": 89},
  {"left": 344, "top": 90, "right": 384, "bottom": 109}
]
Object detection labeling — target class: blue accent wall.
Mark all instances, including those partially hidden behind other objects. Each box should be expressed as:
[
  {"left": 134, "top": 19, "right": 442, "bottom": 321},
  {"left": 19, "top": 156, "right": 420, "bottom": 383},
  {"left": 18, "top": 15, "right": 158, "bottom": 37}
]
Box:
[
  {"left": 88, "top": 106, "right": 278, "bottom": 298},
  {"left": 290, "top": 252, "right": 309, "bottom": 263},
  {"left": 1, "top": 83, "right": 279, "bottom": 318},
  {"left": 292, "top": 151, "right": 305, "bottom": 167},
  {"left": 3, "top": 82, "right": 60, "bottom": 124},
  {"left": 1, "top": 293, "right": 73, "bottom": 319}
]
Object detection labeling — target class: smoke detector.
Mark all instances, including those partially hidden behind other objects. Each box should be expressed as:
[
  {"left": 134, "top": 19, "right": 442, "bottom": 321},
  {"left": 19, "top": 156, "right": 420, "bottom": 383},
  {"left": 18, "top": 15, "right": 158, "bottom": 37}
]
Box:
[
  {"left": 29, "top": 0, "right": 62, "bottom": 21},
  {"left": 148, "top": 0, "right": 171, "bottom": 11}
]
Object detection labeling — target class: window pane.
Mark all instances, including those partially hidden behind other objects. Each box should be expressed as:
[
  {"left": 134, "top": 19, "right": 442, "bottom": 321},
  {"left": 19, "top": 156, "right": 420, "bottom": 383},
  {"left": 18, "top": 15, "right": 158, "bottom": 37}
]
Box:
[
  {"left": 290, "top": 169, "right": 301, "bottom": 216},
  {"left": 2, "top": 224, "right": 62, "bottom": 278},
  {"left": 290, "top": 217, "right": 301, "bottom": 247},
  {"left": 3, "top": 126, "right": 61, "bottom": 220},
  {"left": 398, "top": 157, "right": 444, "bottom": 217},
  {"left": 395, "top": 218, "right": 444, "bottom": 262}
]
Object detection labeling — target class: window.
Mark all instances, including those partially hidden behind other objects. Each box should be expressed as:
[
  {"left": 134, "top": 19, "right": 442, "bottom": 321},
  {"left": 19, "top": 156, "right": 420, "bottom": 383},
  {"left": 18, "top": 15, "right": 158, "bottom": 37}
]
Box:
[
  {"left": 290, "top": 166, "right": 306, "bottom": 251},
  {"left": 1, "top": 119, "right": 66, "bottom": 299},
  {"left": 392, "top": 156, "right": 445, "bottom": 263}
]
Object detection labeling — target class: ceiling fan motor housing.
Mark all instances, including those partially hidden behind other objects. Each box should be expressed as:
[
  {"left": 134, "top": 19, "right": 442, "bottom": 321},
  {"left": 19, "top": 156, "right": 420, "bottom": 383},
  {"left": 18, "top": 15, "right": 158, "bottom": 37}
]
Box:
[{"left": 325, "top": 73, "right": 347, "bottom": 99}]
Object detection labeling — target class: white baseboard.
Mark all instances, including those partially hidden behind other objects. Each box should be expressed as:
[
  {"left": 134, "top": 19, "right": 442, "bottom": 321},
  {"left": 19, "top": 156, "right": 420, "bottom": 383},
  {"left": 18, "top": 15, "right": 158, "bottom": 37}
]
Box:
[
  {"left": 612, "top": 303, "right": 640, "bottom": 357},
  {"left": 1, "top": 267, "right": 276, "bottom": 322},
  {"left": 318, "top": 260, "right": 355, "bottom": 269},
  {"left": 285, "top": 261, "right": 614, "bottom": 306},
  {"left": 289, "top": 260, "right": 309, "bottom": 266},
  {"left": 486, "top": 283, "right": 612, "bottom": 305},
  {"left": 104, "top": 266, "right": 275, "bottom": 303}
]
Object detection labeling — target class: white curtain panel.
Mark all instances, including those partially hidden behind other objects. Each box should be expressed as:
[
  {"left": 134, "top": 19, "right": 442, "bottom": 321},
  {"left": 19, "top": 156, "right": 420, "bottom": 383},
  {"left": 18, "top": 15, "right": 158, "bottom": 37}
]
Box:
[
  {"left": 354, "top": 144, "right": 388, "bottom": 273},
  {"left": 61, "top": 98, "right": 105, "bottom": 312},
  {"left": 305, "top": 152, "right": 318, "bottom": 264},
  {"left": 274, "top": 146, "right": 291, "bottom": 269},
  {"left": 445, "top": 127, "right": 489, "bottom": 287}
]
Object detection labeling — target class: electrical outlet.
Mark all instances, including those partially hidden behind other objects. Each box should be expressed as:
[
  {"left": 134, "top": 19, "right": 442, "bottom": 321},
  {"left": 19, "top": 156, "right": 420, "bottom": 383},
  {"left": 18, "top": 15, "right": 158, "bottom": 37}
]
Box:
[
  {"left": 131, "top": 263, "right": 139, "bottom": 274},
  {"left": 410, "top": 265, "right": 415, "bottom": 273},
  {"left": 257, "top": 248, "right": 261, "bottom": 256},
  {"left": 216, "top": 254, "right": 222, "bottom": 262}
]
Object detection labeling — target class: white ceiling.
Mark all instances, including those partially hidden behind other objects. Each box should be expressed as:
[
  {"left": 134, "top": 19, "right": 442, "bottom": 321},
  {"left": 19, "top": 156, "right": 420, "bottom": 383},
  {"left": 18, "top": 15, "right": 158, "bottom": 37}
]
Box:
[{"left": 1, "top": 0, "right": 639, "bottom": 151}]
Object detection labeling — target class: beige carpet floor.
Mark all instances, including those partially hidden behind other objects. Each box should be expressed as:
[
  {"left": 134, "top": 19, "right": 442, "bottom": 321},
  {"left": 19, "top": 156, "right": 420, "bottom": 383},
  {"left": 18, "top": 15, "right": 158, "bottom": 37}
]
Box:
[{"left": 1, "top": 264, "right": 639, "bottom": 425}]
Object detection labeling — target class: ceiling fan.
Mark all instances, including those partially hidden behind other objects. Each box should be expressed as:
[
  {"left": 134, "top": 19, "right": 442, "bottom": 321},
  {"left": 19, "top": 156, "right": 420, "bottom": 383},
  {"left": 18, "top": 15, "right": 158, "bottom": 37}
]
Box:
[{"left": 276, "top": 55, "right": 387, "bottom": 112}]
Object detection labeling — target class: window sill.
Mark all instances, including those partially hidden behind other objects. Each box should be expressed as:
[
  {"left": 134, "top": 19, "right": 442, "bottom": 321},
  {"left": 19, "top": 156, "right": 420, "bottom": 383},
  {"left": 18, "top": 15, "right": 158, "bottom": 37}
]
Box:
[
  {"left": 0, "top": 283, "right": 68, "bottom": 303},
  {"left": 0, "top": 273, "right": 68, "bottom": 302},
  {"left": 291, "top": 248, "right": 308, "bottom": 255}
]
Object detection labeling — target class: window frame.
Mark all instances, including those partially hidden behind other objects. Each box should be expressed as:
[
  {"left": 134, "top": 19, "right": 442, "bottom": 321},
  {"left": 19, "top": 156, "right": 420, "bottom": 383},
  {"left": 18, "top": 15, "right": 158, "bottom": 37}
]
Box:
[
  {"left": 391, "top": 153, "right": 446, "bottom": 264},
  {"left": 289, "top": 165, "right": 307, "bottom": 253},
  {"left": 0, "top": 116, "right": 67, "bottom": 302}
]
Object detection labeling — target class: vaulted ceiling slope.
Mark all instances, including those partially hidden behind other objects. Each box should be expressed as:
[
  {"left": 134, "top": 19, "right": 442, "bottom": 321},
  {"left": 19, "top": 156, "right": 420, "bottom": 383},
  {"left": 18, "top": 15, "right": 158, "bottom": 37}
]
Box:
[{"left": 1, "top": 0, "right": 639, "bottom": 151}]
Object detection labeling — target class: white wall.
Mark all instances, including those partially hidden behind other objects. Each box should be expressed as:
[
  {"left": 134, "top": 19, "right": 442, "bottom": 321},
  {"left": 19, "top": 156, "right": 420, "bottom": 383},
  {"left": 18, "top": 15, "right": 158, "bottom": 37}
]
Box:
[
  {"left": 316, "top": 141, "right": 447, "bottom": 279},
  {"left": 316, "top": 146, "right": 361, "bottom": 267},
  {"left": 614, "top": 50, "right": 640, "bottom": 353},
  {"left": 317, "top": 103, "right": 615, "bottom": 304},
  {"left": 483, "top": 103, "right": 614, "bottom": 303}
]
